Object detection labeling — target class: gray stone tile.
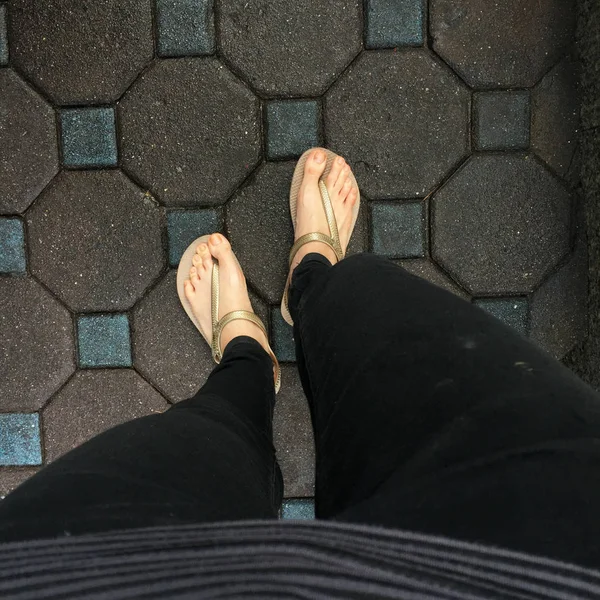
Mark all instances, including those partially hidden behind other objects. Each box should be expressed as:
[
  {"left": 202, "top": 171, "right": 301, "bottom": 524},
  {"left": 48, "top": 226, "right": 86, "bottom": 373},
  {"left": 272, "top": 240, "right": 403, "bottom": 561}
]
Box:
[
  {"left": 396, "top": 258, "right": 469, "bottom": 299},
  {"left": 530, "top": 236, "right": 588, "bottom": 359},
  {"left": 345, "top": 200, "right": 369, "bottom": 257},
  {"left": 271, "top": 307, "right": 295, "bottom": 363},
  {"left": 26, "top": 171, "right": 165, "bottom": 313},
  {"left": 431, "top": 0, "right": 575, "bottom": 88},
  {"left": 77, "top": 314, "right": 132, "bottom": 368},
  {"left": 273, "top": 365, "right": 315, "bottom": 498},
  {"left": 0, "top": 277, "right": 75, "bottom": 412},
  {"left": 366, "top": 0, "right": 425, "bottom": 48},
  {"left": 8, "top": 0, "right": 153, "bottom": 104},
  {"left": 326, "top": 50, "right": 469, "bottom": 199},
  {"left": 281, "top": 498, "right": 315, "bottom": 520},
  {"left": 474, "top": 297, "right": 529, "bottom": 336},
  {"left": 60, "top": 108, "right": 118, "bottom": 168},
  {"left": 167, "top": 209, "right": 224, "bottom": 267},
  {"left": 156, "top": 0, "right": 215, "bottom": 57},
  {"left": 371, "top": 201, "right": 426, "bottom": 259},
  {"left": 43, "top": 370, "right": 168, "bottom": 462},
  {"left": 474, "top": 91, "right": 530, "bottom": 151},
  {"left": 266, "top": 100, "right": 320, "bottom": 160},
  {"left": 227, "top": 162, "right": 295, "bottom": 304},
  {"left": 0, "top": 414, "right": 42, "bottom": 466},
  {"left": 0, "top": 218, "right": 26, "bottom": 274},
  {"left": 0, "top": 4, "right": 8, "bottom": 65},
  {"left": 133, "top": 271, "right": 214, "bottom": 402},
  {"left": 0, "top": 70, "right": 58, "bottom": 214},
  {"left": 432, "top": 154, "right": 572, "bottom": 295},
  {"left": 0, "top": 468, "right": 39, "bottom": 500},
  {"left": 532, "top": 55, "right": 580, "bottom": 180},
  {"left": 219, "top": 0, "right": 362, "bottom": 96},
  {"left": 119, "top": 58, "right": 260, "bottom": 207}
]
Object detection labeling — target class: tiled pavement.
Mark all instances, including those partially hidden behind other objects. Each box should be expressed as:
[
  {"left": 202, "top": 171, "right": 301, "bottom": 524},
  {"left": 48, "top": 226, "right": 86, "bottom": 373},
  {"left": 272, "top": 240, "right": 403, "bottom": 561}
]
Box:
[{"left": 0, "top": 0, "right": 583, "bottom": 513}]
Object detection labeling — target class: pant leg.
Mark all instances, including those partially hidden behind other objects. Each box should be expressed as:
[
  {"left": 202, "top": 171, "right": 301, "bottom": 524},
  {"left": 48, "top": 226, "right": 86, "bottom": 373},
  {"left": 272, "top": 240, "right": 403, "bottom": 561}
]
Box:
[
  {"left": 289, "top": 252, "right": 600, "bottom": 568},
  {"left": 0, "top": 337, "right": 283, "bottom": 542}
]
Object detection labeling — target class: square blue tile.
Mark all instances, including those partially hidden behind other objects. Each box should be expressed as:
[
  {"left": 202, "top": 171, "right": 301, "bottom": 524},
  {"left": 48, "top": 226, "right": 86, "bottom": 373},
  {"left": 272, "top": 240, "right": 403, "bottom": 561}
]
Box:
[
  {"left": 167, "top": 209, "right": 224, "bottom": 267},
  {"left": 271, "top": 308, "right": 295, "bottom": 363},
  {"left": 60, "top": 107, "right": 118, "bottom": 168},
  {"left": 0, "top": 414, "right": 42, "bottom": 466},
  {"left": 78, "top": 314, "right": 132, "bottom": 368},
  {"left": 157, "top": 0, "right": 215, "bottom": 57},
  {"left": 474, "top": 91, "right": 531, "bottom": 151},
  {"left": 266, "top": 101, "right": 320, "bottom": 160},
  {"left": 281, "top": 498, "right": 315, "bottom": 520},
  {"left": 0, "top": 4, "right": 8, "bottom": 66},
  {"left": 371, "top": 201, "right": 426, "bottom": 258},
  {"left": 474, "top": 297, "right": 529, "bottom": 335},
  {"left": 366, "top": 0, "right": 425, "bottom": 48},
  {"left": 0, "top": 218, "right": 26, "bottom": 274}
]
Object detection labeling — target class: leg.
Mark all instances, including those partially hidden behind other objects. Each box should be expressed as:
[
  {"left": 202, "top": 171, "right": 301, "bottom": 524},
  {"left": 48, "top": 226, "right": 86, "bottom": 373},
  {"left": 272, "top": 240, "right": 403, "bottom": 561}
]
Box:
[
  {"left": 291, "top": 252, "right": 600, "bottom": 567},
  {"left": 286, "top": 149, "right": 600, "bottom": 567},
  {"left": 0, "top": 235, "right": 282, "bottom": 542}
]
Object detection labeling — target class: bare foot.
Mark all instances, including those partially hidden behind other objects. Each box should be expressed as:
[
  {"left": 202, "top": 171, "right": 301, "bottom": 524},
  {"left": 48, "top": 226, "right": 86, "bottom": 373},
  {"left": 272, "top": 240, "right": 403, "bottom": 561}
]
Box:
[
  {"left": 290, "top": 148, "right": 358, "bottom": 275},
  {"left": 183, "top": 233, "right": 270, "bottom": 356}
]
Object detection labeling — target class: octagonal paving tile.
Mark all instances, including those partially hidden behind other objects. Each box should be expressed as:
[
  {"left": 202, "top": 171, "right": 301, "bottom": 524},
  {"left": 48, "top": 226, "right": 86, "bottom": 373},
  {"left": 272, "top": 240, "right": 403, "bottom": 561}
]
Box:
[
  {"left": 0, "top": 467, "right": 39, "bottom": 499},
  {"left": 219, "top": 0, "right": 362, "bottom": 97},
  {"left": 326, "top": 49, "right": 470, "bottom": 200},
  {"left": 227, "top": 162, "right": 295, "bottom": 304},
  {"left": 0, "top": 70, "right": 58, "bottom": 214},
  {"left": 530, "top": 235, "right": 587, "bottom": 360},
  {"left": 132, "top": 270, "right": 214, "bottom": 403},
  {"left": 532, "top": 55, "right": 580, "bottom": 181},
  {"left": 26, "top": 170, "right": 165, "bottom": 313},
  {"left": 430, "top": 0, "right": 575, "bottom": 88},
  {"left": 432, "top": 155, "right": 572, "bottom": 296},
  {"left": 0, "top": 277, "right": 75, "bottom": 412},
  {"left": 273, "top": 365, "right": 315, "bottom": 498},
  {"left": 119, "top": 58, "right": 261, "bottom": 207},
  {"left": 396, "top": 258, "right": 469, "bottom": 300},
  {"left": 43, "top": 369, "right": 168, "bottom": 462},
  {"left": 8, "top": 0, "right": 153, "bottom": 105}
]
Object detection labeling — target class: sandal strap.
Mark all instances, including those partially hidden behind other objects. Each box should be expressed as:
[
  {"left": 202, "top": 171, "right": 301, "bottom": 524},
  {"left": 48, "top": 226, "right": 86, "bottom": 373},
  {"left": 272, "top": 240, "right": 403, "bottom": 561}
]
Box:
[
  {"left": 319, "top": 179, "right": 343, "bottom": 259},
  {"left": 288, "top": 179, "right": 344, "bottom": 267},
  {"left": 211, "top": 265, "right": 281, "bottom": 393}
]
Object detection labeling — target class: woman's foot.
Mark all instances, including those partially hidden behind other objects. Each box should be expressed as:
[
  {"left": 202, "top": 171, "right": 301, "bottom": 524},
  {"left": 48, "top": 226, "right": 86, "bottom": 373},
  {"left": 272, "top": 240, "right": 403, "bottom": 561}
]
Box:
[
  {"left": 183, "top": 234, "right": 270, "bottom": 356},
  {"left": 290, "top": 148, "right": 358, "bottom": 275}
]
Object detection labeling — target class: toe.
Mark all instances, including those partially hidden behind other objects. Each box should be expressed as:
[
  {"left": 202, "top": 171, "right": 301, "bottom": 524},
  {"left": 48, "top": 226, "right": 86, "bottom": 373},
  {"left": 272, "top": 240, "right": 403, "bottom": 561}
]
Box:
[
  {"left": 208, "top": 233, "right": 232, "bottom": 262},
  {"left": 189, "top": 266, "right": 200, "bottom": 287},
  {"left": 347, "top": 187, "right": 358, "bottom": 206},
  {"left": 184, "top": 279, "right": 195, "bottom": 300},
  {"left": 341, "top": 178, "right": 352, "bottom": 200},
  {"left": 192, "top": 254, "right": 202, "bottom": 268},
  {"left": 336, "top": 164, "right": 351, "bottom": 190},
  {"left": 327, "top": 155, "right": 346, "bottom": 189},
  {"left": 303, "top": 149, "right": 327, "bottom": 182}
]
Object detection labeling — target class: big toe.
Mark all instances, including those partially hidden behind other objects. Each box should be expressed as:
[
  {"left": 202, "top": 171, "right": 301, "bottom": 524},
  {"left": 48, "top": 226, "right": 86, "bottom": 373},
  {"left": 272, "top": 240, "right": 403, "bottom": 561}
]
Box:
[
  {"left": 208, "top": 233, "right": 234, "bottom": 265},
  {"left": 303, "top": 149, "right": 327, "bottom": 182}
]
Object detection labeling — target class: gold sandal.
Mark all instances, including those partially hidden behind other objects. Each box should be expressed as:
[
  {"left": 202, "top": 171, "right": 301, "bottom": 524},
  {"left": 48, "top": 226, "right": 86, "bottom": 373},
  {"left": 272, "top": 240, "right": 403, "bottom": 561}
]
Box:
[
  {"left": 177, "top": 235, "right": 281, "bottom": 393},
  {"left": 281, "top": 148, "right": 361, "bottom": 325}
]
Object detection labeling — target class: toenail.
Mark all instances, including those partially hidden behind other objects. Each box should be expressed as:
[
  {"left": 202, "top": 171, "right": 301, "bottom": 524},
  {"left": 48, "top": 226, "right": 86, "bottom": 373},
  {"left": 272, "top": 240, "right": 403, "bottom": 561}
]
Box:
[
  {"left": 211, "top": 234, "right": 222, "bottom": 245},
  {"left": 314, "top": 151, "right": 325, "bottom": 164},
  {"left": 190, "top": 267, "right": 196, "bottom": 274},
  {"left": 337, "top": 157, "right": 344, "bottom": 165}
]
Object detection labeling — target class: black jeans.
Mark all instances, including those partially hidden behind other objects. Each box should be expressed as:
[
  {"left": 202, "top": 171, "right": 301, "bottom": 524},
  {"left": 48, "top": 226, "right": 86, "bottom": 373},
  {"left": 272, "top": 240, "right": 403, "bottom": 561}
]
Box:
[{"left": 1, "top": 253, "right": 600, "bottom": 568}]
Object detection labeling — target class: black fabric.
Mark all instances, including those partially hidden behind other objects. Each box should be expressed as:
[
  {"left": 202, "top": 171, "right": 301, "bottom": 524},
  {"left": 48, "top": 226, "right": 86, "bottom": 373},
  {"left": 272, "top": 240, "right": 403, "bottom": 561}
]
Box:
[{"left": 0, "top": 253, "right": 600, "bottom": 591}]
